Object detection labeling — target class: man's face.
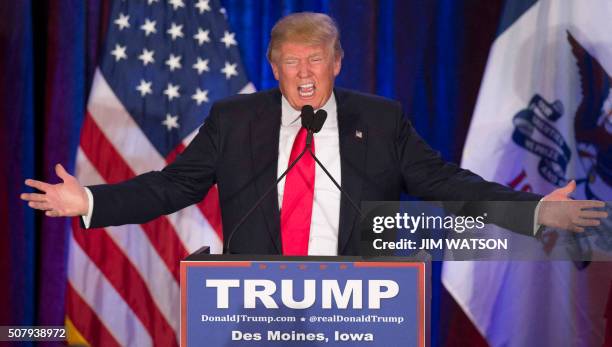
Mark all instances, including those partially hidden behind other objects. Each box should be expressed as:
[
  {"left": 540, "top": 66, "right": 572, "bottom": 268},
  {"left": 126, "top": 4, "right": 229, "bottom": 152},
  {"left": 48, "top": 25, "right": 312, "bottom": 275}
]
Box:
[{"left": 271, "top": 42, "right": 342, "bottom": 110}]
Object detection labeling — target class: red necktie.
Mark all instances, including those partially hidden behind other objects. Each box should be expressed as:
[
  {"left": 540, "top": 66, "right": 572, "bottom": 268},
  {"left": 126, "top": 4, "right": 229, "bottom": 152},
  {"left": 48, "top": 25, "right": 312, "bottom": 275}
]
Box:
[{"left": 280, "top": 127, "right": 315, "bottom": 255}]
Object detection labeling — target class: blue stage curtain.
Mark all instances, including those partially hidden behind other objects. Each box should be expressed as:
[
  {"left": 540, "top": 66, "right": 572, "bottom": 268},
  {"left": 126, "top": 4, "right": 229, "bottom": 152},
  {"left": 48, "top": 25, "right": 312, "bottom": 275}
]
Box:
[
  {"left": 0, "top": 1, "right": 504, "bottom": 345},
  {"left": 0, "top": 2, "right": 109, "bottom": 345},
  {"left": 0, "top": 1, "right": 36, "bottom": 338},
  {"left": 224, "top": 0, "right": 503, "bottom": 162}
]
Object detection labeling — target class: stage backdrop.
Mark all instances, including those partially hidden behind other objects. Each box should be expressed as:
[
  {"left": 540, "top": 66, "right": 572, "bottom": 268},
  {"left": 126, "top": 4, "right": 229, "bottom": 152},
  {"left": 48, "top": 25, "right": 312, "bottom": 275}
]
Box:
[{"left": 0, "top": 1, "right": 505, "bottom": 346}]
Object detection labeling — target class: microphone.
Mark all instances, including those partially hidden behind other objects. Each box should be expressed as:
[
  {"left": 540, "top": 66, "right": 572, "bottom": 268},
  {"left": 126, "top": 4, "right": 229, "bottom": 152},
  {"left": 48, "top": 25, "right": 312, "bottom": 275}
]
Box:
[
  {"left": 224, "top": 105, "right": 316, "bottom": 254},
  {"left": 301, "top": 105, "right": 315, "bottom": 130},
  {"left": 311, "top": 109, "right": 327, "bottom": 132},
  {"left": 306, "top": 109, "right": 326, "bottom": 147},
  {"left": 304, "top": 109, "right": 363, "bottom": 219}
]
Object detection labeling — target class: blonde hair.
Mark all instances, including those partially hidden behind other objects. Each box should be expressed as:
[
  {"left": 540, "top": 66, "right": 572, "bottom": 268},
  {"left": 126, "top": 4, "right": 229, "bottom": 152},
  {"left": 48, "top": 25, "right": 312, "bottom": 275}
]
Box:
[{"left": 267, "top": 12, "right": 344, "bottom": 63}]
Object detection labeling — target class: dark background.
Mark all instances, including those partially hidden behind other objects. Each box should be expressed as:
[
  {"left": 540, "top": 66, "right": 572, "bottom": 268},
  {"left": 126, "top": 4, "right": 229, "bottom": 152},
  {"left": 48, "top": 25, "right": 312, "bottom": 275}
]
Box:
[{"left": 0, "top": 0, "right": 505, "bottom": 345}]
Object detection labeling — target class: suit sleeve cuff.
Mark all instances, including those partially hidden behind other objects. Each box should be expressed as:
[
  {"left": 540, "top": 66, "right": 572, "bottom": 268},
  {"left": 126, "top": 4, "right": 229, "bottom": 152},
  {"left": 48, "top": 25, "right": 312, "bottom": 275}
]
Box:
[
  {"left": 533, "top": 198, "right": 544, "bottom": 236},
  {"left": 81, "top": 187, "right": 94, "bottom": 229}
]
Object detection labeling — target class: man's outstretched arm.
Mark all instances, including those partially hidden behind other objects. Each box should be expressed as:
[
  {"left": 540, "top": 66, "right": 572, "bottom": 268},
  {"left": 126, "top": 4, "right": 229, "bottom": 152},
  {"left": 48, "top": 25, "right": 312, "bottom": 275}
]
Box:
[
  {"left": 394, "top": 111, "right": 607, "bottom": 233},
  {"left": 21, "top": 105, "right": 222, "bottom": 227}
]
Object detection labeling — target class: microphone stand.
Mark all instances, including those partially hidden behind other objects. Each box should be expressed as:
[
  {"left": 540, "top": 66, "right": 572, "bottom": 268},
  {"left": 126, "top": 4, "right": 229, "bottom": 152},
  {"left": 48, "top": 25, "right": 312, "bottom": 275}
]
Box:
[
  {"left": 307, "top": 147, "right": 363, "bottom": 218},
  {"left": 224, "top": 140, "right": 312, "bottom": 254},
  {"left": 225, "top": 106, "right": 363, "bottom": 253}
]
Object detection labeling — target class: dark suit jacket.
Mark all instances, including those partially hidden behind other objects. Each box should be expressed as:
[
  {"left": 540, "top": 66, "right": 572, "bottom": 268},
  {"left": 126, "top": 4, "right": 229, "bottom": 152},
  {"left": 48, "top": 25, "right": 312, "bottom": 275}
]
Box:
[{"left": 88, "top": 88, "right": 541, "bottom": 255}]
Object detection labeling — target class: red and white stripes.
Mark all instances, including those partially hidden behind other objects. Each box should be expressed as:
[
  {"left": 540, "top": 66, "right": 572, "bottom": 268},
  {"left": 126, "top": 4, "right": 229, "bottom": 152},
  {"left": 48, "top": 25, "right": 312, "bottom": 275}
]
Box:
[{"left": 67, "top": 69, "right": 228, "bottom": 346}]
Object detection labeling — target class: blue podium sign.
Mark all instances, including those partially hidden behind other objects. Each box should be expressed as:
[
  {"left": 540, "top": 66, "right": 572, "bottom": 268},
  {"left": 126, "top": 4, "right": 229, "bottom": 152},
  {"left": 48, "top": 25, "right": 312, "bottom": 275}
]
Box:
[{"left": 180, "top": 257, "right": 426, "bottom": 346}]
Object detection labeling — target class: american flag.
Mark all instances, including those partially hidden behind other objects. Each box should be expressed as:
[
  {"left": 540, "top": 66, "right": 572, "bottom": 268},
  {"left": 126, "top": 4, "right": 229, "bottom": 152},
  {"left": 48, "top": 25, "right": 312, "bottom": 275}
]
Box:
[{"left": 66, "top": 0, "right": 253, "bottom": 345}]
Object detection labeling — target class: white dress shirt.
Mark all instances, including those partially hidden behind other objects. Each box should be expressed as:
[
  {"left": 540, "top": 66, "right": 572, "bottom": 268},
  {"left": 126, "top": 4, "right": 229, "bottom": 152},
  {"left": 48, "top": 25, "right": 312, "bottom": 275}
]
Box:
[{"left": 277, "top": 95, "right": 342, "bottom": 256}]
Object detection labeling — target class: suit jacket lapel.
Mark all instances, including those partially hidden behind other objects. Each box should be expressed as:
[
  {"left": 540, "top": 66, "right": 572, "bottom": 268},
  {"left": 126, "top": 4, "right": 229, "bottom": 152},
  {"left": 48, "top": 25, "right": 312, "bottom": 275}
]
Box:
[
  {"left": 335, "top": 89, "right": 367, "bottom": 254},
  {"left": 250, "top": 89, "right": 282, "bottom": 253}
]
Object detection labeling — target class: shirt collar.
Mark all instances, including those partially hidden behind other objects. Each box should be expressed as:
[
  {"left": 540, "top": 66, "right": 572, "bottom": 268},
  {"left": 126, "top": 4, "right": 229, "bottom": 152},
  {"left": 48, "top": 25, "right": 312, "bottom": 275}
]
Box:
[{"left": 281, "top": 92, "right": 337, "bottom": 128}]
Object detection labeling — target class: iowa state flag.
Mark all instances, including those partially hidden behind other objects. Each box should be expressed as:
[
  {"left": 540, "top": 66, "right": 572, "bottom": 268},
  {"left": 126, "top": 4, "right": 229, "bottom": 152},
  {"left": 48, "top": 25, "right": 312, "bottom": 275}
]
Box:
[{"left": 443, "top": 1, "right": 612, "bottom": 346}]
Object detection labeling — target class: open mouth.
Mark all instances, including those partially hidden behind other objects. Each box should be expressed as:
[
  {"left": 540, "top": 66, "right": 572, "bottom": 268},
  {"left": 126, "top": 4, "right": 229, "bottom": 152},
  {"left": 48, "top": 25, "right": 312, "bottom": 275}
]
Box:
[{"left": 298, "top": 83, "right": 315, "bottom": 98}]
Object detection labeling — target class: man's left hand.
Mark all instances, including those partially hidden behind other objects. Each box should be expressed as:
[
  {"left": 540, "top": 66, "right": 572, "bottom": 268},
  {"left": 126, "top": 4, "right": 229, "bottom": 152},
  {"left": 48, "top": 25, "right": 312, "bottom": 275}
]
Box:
[{"left": 537, "top": 180, "right": 608, "bottom": 232}]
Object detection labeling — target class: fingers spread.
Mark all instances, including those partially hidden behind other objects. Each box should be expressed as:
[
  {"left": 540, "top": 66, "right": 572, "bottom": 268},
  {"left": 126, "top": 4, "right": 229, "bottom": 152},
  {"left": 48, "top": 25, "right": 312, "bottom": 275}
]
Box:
[
  {"left": 576, "top": 200, "right": 606, "bottom": 209},
  {"left": 55, "top": 164, "right": 70, "bottom": 181},
  {"left": 575, "top": 218, "right": 602, "bottom": 227},
  {"left": 45, "top": 210, "right": 60, "bottom": 217},
  {"left": 559, "top": 180, "right": 576, "bottom": 195},
  {"left": 28, "top": 201, "right": 53, "bottom": 211},
  {"left": 579, "top": 210, "right": 609, "bottom": 220},
  {"left": 25, "top": 179, "right": 52, "bottom": 192},
  {"left": 21, "top": 193, "right": 47, "bottom": 202}
]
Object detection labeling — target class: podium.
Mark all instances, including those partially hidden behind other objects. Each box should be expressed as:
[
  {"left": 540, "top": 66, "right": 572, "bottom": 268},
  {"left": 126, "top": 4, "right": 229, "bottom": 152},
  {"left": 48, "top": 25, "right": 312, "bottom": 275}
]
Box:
[{"left": 181, "top": 250, "right": 430, "bottom": 346}]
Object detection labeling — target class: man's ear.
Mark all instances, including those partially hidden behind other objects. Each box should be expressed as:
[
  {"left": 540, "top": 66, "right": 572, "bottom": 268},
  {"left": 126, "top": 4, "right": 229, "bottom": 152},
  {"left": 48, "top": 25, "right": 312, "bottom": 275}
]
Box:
[
  {"left": 333, "top": 56, "right": 342, "bottom": 77},
  {"left": 270, "top": 61, "right": 280, "bottom": 81}
]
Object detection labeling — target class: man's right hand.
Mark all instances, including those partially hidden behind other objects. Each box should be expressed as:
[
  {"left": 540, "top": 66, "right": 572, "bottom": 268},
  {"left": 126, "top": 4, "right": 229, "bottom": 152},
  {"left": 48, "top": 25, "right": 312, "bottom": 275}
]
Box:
[{"left": 20, "top": 163, "right": 89, "bottom": 217}]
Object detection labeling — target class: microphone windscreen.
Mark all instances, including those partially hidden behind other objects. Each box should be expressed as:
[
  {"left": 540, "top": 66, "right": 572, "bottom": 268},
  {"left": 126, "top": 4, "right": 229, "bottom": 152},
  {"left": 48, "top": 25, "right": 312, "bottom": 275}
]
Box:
[
  {"left": 311, "top": 109, "right": 327, "bottom": 133},
  {"left": 300, "top": 105, "right": 315, "bottom": 129}
]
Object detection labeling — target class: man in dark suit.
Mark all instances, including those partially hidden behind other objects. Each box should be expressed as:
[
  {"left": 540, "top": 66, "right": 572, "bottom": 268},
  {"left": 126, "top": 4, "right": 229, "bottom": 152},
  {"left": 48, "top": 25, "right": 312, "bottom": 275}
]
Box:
[{"left": 21, "top": 12, "right": 605, "bottom": 255}]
